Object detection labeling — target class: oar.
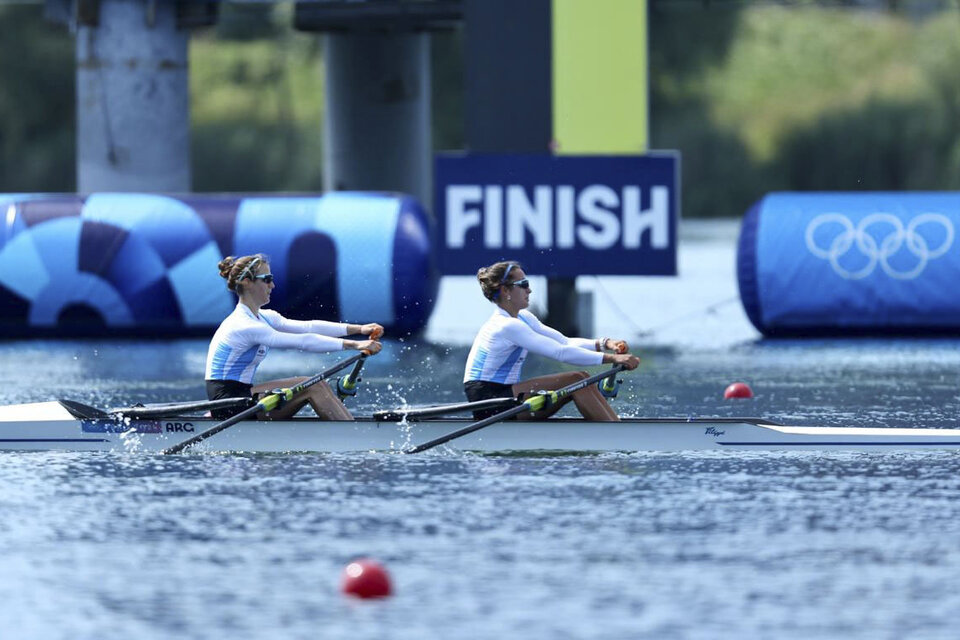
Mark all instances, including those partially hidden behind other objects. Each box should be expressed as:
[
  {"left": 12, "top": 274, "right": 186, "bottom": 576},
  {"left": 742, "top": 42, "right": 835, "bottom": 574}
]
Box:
[
  {"left": 109, "top": 397, "right": 254, "bottom": 419},
  {"left": 161, "top": 352, "right": 369, "bottom": 455},
  {"left": 373, "top": 397, "right": 520, "bottom": 422},
  {"left": 405, "top": 365, "right": 625, "bottom": 454},
  {"left": 336, "top": 327, "right": 381, "bottom": 400},
  {"left": 336, "top": 354, "right": 368, "bottom": 400}
]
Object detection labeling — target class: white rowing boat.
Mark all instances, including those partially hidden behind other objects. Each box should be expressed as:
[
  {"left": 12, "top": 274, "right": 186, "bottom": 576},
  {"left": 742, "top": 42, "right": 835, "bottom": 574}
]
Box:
[{"left": 1, "top": 399, "right": 959, "bottom": 453}]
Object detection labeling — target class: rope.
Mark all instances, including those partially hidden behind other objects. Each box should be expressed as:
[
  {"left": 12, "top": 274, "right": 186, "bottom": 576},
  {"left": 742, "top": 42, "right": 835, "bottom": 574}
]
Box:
[
  {"left": 591, "top": 277, "right": 739, "bottom": 338},
  {"left": 634, "top": 295, "right": 740, "bottom": 337}
]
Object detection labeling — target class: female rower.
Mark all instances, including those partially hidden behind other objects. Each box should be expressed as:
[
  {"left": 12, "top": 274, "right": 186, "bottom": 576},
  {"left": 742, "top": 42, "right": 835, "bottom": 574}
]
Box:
[
  {"left": 464, "top": 261, "right": 640, "bottom": 421},
  {"left": 205, "top": 254, "right": 383, "bottom": 421}
]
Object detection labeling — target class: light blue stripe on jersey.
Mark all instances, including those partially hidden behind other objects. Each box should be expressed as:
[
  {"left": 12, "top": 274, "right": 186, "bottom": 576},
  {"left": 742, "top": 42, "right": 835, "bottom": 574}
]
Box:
[
  {"left": 468, "top": 348, "right": 488, "bottom": 381},
  {"left": 226, "top": 346, "right": 259, "bottom": 380},
  {"left": 493, "top": 347, "right": 523, "bottom": 383},
  {"left": 208, "top": 343, "right": 233, "bottom": 379}
]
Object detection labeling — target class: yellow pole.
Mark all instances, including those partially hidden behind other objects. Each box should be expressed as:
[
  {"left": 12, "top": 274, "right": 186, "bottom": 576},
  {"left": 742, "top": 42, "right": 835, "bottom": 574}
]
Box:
[{"left": 552, "top": 0, "right": 648, "bottom": 154}]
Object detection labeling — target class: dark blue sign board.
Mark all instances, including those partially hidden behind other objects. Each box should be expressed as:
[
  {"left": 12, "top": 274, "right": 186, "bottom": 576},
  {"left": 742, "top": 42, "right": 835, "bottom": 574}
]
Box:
[{"left": 434, "top": 153, "right": 679, "bottom": 276}]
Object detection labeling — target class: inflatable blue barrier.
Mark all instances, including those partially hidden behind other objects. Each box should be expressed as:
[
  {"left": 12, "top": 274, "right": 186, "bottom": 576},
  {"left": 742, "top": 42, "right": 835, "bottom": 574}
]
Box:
[
  {"left": 738, "top": 192, "right": 960, "bottom": 336},
  {"left": 0, "top": 193, "right": 436, "bottom": 336}
]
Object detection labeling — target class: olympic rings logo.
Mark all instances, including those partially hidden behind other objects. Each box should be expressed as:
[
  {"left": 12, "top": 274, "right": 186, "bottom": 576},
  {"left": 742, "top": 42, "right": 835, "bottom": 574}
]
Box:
[{"left": 804, "top": 213, "right": 954, "bottom": 280}]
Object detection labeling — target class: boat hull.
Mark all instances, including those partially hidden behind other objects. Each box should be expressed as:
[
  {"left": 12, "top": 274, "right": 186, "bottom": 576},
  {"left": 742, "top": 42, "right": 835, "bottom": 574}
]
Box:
[{"left": 3, "top": 401, "right": 960, "bottom": 453}]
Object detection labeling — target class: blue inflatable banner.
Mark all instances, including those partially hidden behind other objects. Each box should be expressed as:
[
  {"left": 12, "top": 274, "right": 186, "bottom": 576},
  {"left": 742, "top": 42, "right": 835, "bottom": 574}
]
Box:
[
  {"left": 738, "top": 192, "right": 960, "bottom": 336},
  {"left": 0, "top": 192, "right": 436, "bottom": 336},
  {"left": 434, "top": 153, "right": 679, "bottom": 276}
]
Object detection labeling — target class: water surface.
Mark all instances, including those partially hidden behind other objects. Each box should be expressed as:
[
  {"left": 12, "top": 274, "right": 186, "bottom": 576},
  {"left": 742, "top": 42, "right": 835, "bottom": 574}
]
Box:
[{"left": 2, "top": 337, "right": 960, "bottom": 639}]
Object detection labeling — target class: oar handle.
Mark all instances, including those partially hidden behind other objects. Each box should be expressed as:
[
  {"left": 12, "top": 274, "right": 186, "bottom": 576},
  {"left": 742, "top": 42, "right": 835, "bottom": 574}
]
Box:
[
  {"left": 406, "top": 365, "right": 625, "bottom": 454},
  {"left": 337, "top": 354, "right": 368, "bottom": 399}
]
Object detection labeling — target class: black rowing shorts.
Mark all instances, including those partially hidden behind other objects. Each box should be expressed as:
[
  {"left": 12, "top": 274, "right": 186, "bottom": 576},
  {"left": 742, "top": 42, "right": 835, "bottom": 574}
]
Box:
[
  {"left": 463, "top": 380, "right": 517, "bottom": 421},
  {"left": 205, "top": 379, "right": 253, "bottom": 420}
]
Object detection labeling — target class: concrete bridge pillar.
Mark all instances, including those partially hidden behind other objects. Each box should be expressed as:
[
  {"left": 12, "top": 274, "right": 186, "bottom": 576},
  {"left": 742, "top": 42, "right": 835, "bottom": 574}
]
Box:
[
  {"left": 75, "top": 0, "right": 190, "bottom": 192},
  {"left": 322, "top": 32, "right": 432, "bottom": 210}
]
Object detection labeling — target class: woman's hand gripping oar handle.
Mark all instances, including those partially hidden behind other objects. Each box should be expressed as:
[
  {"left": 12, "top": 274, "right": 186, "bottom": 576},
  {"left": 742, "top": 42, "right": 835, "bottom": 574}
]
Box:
[
  {"left": 337, "top": 326, "right": 382, "bottom": 399},
  {"left": 599, "top": 342, "right": 635, "bottom": 398}
]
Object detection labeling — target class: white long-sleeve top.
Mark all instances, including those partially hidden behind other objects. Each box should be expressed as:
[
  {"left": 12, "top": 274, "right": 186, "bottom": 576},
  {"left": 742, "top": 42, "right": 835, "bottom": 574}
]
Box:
[
  {"left": 463, "top": 307, "right": 603, "bottom": 385},
  {"left": 205, "top": 303, "right": 349, "bottom": 384}
]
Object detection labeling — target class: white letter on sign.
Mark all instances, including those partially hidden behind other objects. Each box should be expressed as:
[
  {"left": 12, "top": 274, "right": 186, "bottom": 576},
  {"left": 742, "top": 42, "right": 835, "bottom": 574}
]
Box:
[
  {"left": 577, "top": 185, "right": 620, "bottom": 249},
  {"left": 446, "top": 185, "right": 482, "bottom": 248},
  {"left": 506, "top": 185, "right": 553, "bottom": 248},
  {"left": 484, "top": 185, "right": 503, "bottom": 248},
  {"left": 556, "top": 186, "right": 575, "bottom": 249},
  {"left": 623, "top": 186, "right": 669, "bottom": 249}
]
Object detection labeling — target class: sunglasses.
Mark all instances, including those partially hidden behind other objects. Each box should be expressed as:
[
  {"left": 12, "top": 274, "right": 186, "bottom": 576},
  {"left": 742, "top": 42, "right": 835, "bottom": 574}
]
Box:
[
  {"left": 252, "top": 273, "right": 274, "bottom": 284},
  {"left": 504, "top": 278, "right": 530, "bottom": 289}
]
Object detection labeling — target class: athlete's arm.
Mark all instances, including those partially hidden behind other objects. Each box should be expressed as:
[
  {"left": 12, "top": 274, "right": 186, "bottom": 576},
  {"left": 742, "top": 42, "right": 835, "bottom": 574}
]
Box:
[
  {"left": 249, "top": 323, "right": 345, "bottom": 352},
  {"left": 519, "top": 311, "right": 596, "bottom": 350},
  {"left": 503, "top": 320, "right": 603, "bottom": 366},
  {"left": 261, "top": 309, "right": 349, "bottom": 337}
]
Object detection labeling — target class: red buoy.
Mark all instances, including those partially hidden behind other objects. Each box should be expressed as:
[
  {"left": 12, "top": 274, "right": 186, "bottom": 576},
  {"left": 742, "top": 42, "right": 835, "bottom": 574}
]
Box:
[
  {"left": 724, "top": 382, "right": 754, "bottom": 399},
  {"left": 341, "top": 559, "right": 393, "bottom": 599}
]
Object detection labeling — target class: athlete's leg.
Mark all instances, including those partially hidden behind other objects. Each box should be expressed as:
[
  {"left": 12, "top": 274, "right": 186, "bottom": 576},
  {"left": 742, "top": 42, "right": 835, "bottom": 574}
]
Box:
[
  {"left": 512, "top": 371, "right": 619, "bottom": 421},
  {"left": 252, "top": 377, "right": 353, "bottom": 421}
]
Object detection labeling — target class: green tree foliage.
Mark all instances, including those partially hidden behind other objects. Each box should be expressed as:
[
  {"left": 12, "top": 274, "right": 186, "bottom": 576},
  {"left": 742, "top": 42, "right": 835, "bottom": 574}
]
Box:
[
  {"left": 649, "top": 3, "right": 960, "bottom": 216},
  {"left": 0, "top": 5, "right": 74, "bottom": 192},
  {"left": 190, "top": 18, "right": 327, "bottom": 192}
]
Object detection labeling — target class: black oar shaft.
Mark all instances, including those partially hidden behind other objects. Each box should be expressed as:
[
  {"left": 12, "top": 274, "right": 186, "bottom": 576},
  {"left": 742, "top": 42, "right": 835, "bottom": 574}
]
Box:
[
  {"left": 373, "top": 397, "right": 520, "bottom": 422},
  {"left": 345, "top": 357, "right": 365, "bottom": 385},
  {"left": 112, "top": 397, "right": 254, "bottom": 419},
  {"left": 162, "top": 352, "right": 367, "bottom": 455},
  {"left": 406, "top": 365, "right": 625, "bottom": 454},
  {"left": 336, "top": 356, "right": 367, "bottom": 399},
  {"left": 405, "top": 403, "right": 529, "bottom": 453},
  {"left": 290, "top": 352, "right": 366, "bottom": 396},
  {"left": 161, "top": 402, "right": 263, "bottom": 455}
]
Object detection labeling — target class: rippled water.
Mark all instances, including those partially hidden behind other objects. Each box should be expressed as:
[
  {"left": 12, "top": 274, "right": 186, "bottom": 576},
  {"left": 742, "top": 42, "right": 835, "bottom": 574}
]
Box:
[
  {"left": 3, "top": 336, "right": 960, "bottom": 639},
  {"left": 6, "top": 448, "right": 960, "bottom": 640}
]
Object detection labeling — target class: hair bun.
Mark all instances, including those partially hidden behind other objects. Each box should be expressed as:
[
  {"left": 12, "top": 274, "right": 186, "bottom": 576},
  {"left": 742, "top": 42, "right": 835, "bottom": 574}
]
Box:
[{"left": 218, "top": 256, "right": 236, "bottom": 280}]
